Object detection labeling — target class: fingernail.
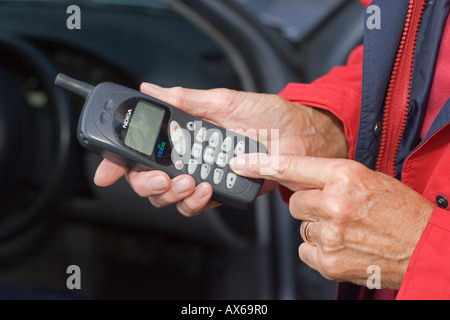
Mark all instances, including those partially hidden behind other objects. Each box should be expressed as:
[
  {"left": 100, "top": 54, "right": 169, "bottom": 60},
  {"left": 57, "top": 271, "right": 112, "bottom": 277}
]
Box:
[
  {"left": 173, "top": 177, "right": 191, "bottom": 193},
  {"left": 148, "top": 175, "right": 169, "bottom": 192},
  {"left": 194, "top": 183, "right": 210, "bottom": 200},
  {"left": 93, "top": 169, "right": 104, "bottom": 186}
]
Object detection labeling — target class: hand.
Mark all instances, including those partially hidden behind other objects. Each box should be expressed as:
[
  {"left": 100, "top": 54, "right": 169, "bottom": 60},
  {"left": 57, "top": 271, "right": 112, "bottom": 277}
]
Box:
[
  {"left": 230, "top": 153, "right": 436, "bottom": 289},
  {"left": 94, "top": 83, "right": 348, "bottom": 216}
]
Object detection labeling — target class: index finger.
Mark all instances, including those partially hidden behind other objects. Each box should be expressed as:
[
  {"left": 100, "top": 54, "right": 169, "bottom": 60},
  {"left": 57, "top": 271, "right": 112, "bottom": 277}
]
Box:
[
  {"left": 140, "top": 83, "right": 233, "bottom": 122},
  {"left": 230, "top": 153, "right": 338, "bottom": 190}
]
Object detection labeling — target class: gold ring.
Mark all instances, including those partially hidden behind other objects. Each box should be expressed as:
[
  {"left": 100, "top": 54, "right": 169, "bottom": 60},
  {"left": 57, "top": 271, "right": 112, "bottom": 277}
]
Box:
[{"left": 302, "top": 221, "right": 316, "bottom": 246}]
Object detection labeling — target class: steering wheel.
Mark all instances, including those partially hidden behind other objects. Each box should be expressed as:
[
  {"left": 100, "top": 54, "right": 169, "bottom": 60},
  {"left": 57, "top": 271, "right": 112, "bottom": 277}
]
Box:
[{"left": 0, "top": 33, "right": 71, "bottom": 243}]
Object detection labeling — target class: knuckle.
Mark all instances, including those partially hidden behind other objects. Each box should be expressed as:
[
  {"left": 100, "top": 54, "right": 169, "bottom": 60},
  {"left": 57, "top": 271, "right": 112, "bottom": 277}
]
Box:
[
  {"left": 331, "top": 161, "right": 352, "bottom": 181},
  {"left": 329, "top": 160, "right": 361, "bottom": 181},
  {"left": 134, "top": 181, "right": 157, "bottom": 198},
  {"left": 167, "top": 86, "right": 188, "bottom": 108},
  {"left": 320, "top": 255, "right": 345, "bottom": 280},
  {"left": 319, "top": 223, "right": 344, "bottom": 249},
  {"left": 276, "top": 154, "right": 294, "bottom": 178},
  {"left": 148, "top": 196, "right": 165, "bottom": 208},
  {"left": 320, "top": 187, "right": 355, "bottom": 221},
  {"left": 320, "top": 255, "right": 339, "bottom": 278},
  {"left": 245, "top": 158, "right": 260, "bottom": 176},
  {"left": 338, "top": 161, "right": 369, "bottom": 186},
  {"left": 185, "top": 198, "right": 205, "bottom": 213},
  {"left": 212, "top": 87, "right": 233, "bottom": 98},
  {"left": 321, "top": 197, "right": 349, "bottom": 220},
  {"left": 288, "top": 198, "right": 301, "bottom": 219},
  {"left": 168, "top": 85, "right": 185, "bottom": 96},
  {"left": 148, "top": 192, "right": 175, "bottom": 208},
  {"left": 176, "top": 201, "right": 200, "bottom": 217}
]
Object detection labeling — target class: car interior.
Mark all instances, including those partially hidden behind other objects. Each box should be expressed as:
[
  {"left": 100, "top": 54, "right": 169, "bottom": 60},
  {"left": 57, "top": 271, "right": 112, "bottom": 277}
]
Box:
[{"left": 0, "top": 0, "right": 365, "bottom": 299}]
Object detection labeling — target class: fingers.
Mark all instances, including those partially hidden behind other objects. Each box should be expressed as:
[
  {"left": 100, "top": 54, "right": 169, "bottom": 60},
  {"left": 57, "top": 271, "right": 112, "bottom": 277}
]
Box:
[
  {"left": 300, "top": 220, "right": 320, "bottom": 247},
  {"left": 127, "top": 171, "right": 195, "bottom": 204},
  {"left": 289, "top": 189, "right": 322, "bottom": 221},
  {"left": 95, "top": 156, "right": 218, "bottom": 216},
  {"left": 94, "top": 159, "right": 128, "bottom": 187},
  {"left": 298, "top": 221, "right": 321, "bottom": 274},
  {"left": 140, "top": 83, "right": 235, "bottom": 121},
  {"left": 298, "top": 242, "right": 320, "bottom": 274},
  {"left": 300, "top": 220, "right": 317, "bottom": 246},
  {"left": 125, "top": 170, "right": 172, "bottom": 197},
  {"left": 176, "top": 183, "right": 220, "bottom": 217},
  {"left": 125, "top": 170, "right": 215, "bottom": 217},
  {"left": 230, "top": 153, "right": 334, "bottom": 190}
]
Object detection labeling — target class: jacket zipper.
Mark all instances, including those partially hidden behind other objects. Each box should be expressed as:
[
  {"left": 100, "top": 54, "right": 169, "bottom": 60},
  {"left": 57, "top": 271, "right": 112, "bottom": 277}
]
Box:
[{"left": 375, "top": 0, "right": 427, "bottom": 176}]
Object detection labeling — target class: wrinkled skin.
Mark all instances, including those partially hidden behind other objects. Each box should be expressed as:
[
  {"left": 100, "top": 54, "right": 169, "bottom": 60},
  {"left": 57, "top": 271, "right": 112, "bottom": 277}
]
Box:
[
  {"left": 94, "top": 83, "right": 347, "bottom": 216},
  {"left": 230, "top": 154, "right": 435, "bottom": 289},
  {"left": 94, "top": 84, "right": 436, "bottom": 289}
]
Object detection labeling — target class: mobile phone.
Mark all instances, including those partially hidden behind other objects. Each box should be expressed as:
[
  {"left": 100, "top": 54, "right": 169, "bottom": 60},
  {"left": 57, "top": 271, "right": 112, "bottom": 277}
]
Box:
[{"left": 55, "top": 74, "right": 267, "bottom": 209}]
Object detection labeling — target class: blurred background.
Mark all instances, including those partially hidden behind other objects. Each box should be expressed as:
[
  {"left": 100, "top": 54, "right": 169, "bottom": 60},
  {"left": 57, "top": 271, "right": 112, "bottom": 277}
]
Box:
[{"left": 0, "top": 0, "right": 365, "bottom": 299}]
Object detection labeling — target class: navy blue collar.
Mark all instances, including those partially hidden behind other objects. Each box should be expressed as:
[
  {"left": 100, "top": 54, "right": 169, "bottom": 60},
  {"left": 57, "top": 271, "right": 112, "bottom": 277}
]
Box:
[{"left": 355, "top": 0, "right": 450, "bottom": 176}]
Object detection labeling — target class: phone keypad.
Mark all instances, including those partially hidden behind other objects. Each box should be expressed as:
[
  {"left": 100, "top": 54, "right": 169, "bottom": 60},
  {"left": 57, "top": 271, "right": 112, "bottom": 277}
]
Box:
[{"left": 169, "top": 121, "right": 251, "bottom": 191}]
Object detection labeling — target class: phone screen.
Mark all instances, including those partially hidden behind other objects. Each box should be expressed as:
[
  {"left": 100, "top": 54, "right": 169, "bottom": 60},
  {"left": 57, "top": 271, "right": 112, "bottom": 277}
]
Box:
[{"left": 124, "top": 101, "right": 165, "bottom": 155}]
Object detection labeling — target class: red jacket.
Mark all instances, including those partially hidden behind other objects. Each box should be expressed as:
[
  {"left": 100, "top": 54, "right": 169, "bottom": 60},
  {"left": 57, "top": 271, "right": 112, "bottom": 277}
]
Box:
[{"left": 278, "top": 0, "right": 450, "bottom": 299}]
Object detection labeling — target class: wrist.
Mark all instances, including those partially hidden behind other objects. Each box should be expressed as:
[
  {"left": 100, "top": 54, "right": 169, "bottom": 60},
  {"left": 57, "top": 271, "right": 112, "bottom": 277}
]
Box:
[{"left": 300, "top": 104, "right": 349, "bottom": 158}]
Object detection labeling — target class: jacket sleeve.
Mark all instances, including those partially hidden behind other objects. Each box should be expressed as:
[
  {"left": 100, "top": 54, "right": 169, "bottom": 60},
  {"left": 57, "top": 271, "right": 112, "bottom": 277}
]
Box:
[
  {"left": 397, "top": 207, "right": 450, "bottom": 299},
  {"left": 396, "top": 123, "right": 450, "bottom": 299},
  {"left": 277, "top": 44, "right": 364, "bottom": 203},
  {"left": 277, "top": 0, "right": 368, "bottom": 203},
  {"left": 278, "top": 44, "right": 364, "bottom": 160}
]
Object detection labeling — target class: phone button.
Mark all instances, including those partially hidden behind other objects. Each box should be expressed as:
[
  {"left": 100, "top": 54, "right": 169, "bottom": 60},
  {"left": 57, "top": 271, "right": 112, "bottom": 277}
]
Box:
[
  {"left": 234, "top": 140, "right": 245, "bottom": 156},
  {"left": 188, "top": 159, "right": 198, "bottom": 175},
  {"left": 221, "top": 136, "right": 232, "bottom": 152},
  {"left": 174, "top": 160, "right": 184, "bottom": 171},
  {"left": 201, "top": 164, "right": 211, "bottom": 180},
  {"left": 170, "top": 121, "right": 187, "bottom": 156},
  {"left": 103, "top": 99, "right": 114, "bottom": 110},
  {"left": 226, "top": 173, "right": 237, "bottom": 189},
  {"left": 191, "top": 143, "right": 203, "bottom": 159},
  {"left": 100, "top": 112, "right": 110, "bottom": 124},
  {"left": 187, "top": 121, "right": 196, "bottom": 131},
  {"left": 196, "top": 127, "right": 207, "bottom": 142},
  {"left": 174, "top": 137, "right": 186, "bottom": 156},
  {"left": 209, "top": 132, "right": 220, "bottom": 148},
  {"left": 216, "top": 152, "right": 228, "bottom": 168},
  {"left": 203, "top": 147, "right": 215, "bottom": 164},
  {"left": 213, "top": 168, "right": 224, "bottom": 184}
]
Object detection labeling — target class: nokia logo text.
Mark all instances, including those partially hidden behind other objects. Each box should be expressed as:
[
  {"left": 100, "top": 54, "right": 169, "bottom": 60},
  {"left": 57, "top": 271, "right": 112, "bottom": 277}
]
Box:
[{"left": 123, "top": 109, "right": 133, "bottom": 129}]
